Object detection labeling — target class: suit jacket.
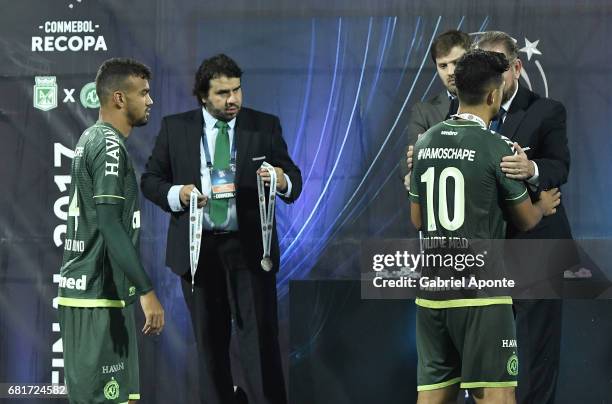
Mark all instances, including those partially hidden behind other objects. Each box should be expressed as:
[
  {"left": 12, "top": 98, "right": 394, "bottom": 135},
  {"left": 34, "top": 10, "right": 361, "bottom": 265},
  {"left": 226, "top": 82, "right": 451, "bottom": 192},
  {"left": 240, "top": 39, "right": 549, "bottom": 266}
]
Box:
[
  {"left": 500, "top": 85, "right": 573, "bottom": 240},
  {"left": 400, "top": 92, "right": 451, "bottom": 177},
  {"left": 141, "top": 107, "right": 302, "bottom": 275}
]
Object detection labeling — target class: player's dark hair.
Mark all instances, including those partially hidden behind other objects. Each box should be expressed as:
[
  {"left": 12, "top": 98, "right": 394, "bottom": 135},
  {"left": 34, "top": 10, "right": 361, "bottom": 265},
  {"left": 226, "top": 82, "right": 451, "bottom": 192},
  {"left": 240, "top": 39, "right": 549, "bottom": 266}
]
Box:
[
  {"left": 193, "top": 54, "right": 243, "bottom": 106},
  {"left": 454, "top": 49, "right": 510, "bottom": 106},
  {"left": 475, "top": 31, "right": 519, "bottom": 61},
  {"left": 430, "top": 30, "right": 472, "bottom": 63},
  {"left": 95, "top": 58, "right": 151, "bottom": 104}
]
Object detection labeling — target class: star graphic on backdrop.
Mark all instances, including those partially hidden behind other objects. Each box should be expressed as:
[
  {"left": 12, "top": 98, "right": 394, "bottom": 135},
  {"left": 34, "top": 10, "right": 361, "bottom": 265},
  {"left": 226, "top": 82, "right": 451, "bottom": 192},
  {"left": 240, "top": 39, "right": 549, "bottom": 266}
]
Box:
[{"left": 519, "top": 38, "right": 542, "bottom": 61}]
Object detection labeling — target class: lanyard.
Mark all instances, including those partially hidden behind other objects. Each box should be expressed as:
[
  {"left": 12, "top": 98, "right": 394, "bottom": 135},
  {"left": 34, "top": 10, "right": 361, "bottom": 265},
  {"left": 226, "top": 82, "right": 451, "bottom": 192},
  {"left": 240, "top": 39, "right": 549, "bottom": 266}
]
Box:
[
  {"left": 189, "top": 188, "right": 204, "bottom": 292},
  {"left": 256, "top": 162, "right": 277, "bottom": 272},
  {"left": 201, "top": 123, "right": 237, "bottom": 168},
  {"left": 451, "top": 113, "right": 486, "bottom": 129}
]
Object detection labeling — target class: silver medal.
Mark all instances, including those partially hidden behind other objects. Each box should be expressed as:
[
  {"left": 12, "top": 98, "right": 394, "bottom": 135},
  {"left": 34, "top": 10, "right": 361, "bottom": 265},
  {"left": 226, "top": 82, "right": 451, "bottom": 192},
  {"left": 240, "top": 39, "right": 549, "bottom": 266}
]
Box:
[
  {"left": 257, "top": 162, "right": 277, "bottom": 272},
  {"left": 261, "top": 257, "right": 273, "bottom": 272}
]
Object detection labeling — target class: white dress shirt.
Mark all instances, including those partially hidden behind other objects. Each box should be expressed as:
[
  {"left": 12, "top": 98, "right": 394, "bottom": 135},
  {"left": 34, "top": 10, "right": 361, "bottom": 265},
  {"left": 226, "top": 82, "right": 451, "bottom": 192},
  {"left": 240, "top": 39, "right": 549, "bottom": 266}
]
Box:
[{"left": 166, "top": 107, "right": 292, "bottom": 230}]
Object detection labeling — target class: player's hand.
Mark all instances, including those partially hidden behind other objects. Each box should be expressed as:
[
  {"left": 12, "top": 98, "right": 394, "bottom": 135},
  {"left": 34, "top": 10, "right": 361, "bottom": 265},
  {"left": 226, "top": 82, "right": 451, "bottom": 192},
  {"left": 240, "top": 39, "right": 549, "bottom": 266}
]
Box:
[
  {"left": 500, "top": 143, "right": 535, "bottom": 180},
  {"left": 140, "top": 290, "right": 165, "bottom": 335},
  {"left": 406, "top": 145, "right": 414, "bottom": 172},
  {"left": 257, "top": 166, "right": 287, "bottom": 192},
  {"left": 537, "top": 188, "right": 561, "bottom": 216},
  {"left": 180, "top": 184, "right": 207, "bottom": 208},
  {"left": 404, "top": 173, "right": 411, "bottom": 191}
]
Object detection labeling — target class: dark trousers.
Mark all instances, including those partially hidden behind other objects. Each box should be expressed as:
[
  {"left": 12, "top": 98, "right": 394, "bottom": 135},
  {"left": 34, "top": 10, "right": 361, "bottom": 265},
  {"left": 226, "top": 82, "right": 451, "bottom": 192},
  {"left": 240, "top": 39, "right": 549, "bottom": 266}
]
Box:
[
  {"left": 515, "top": 300, "right": 562, "bottom": 404},
  {"left": 180, "top": 233, "right": 287, "bottom": 404}
]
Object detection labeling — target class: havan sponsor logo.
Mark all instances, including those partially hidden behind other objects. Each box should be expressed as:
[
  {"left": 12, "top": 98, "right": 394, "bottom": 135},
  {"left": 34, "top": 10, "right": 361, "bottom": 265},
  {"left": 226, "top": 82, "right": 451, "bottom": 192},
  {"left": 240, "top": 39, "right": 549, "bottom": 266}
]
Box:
[{"left": 102, "top": 362, "right": 125, "bottom": 374}]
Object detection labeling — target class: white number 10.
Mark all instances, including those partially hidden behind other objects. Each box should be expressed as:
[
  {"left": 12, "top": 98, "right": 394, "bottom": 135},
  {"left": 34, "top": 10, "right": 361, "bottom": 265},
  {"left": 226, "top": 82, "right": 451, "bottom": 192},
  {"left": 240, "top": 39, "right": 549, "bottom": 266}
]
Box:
[{"left": 420, "top": 167, "right": 465, "bottom": 231}]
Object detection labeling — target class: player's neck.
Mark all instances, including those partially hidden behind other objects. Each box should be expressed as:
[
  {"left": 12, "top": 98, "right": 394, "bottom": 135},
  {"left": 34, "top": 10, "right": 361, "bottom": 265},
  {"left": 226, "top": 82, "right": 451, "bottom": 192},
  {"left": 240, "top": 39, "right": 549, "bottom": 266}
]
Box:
[
  {"left": 456, "top": 106, "right": 492, "bottom": 127},
  {"left": 98, "top": 109, "right": 132, "bottom": 138}
]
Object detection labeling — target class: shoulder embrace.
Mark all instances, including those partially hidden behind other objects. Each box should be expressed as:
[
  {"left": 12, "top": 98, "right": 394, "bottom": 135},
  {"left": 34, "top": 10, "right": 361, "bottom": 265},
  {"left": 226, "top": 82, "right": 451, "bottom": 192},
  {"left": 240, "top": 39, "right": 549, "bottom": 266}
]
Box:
[{"left": 490, "top": 130, "right": 515, "bottom": 154}]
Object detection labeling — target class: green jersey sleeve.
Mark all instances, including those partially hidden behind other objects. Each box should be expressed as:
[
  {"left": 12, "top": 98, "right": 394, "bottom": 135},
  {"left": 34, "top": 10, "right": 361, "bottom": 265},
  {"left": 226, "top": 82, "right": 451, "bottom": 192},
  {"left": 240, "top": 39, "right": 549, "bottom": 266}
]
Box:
[
  {"left": 89, "top": 133, "right": 127, "bottom": 205},
  {"left": 409, "top": 147, "right": 420, "bottom": 204},
  {"left": 492, "top": 136, "right": 529, "bottom": 206}
]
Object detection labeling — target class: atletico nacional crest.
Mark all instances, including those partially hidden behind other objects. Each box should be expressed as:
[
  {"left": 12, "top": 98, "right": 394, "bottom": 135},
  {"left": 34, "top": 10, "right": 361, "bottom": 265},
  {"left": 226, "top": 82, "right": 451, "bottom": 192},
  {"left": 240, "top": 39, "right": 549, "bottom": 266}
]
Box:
[{"left": 33, "top": 76, "right": 58, "bottom": 111}]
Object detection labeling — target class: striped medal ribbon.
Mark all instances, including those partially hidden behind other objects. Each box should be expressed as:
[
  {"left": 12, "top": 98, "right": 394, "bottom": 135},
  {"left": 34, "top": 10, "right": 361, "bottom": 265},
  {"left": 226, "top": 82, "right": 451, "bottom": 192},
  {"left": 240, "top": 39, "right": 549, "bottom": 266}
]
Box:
[
  {"left": 256, "top": 162, "right": 277, "bottom": 272},
  {"left": 189, "top": 188, "right": 204, "bottom": 292}
]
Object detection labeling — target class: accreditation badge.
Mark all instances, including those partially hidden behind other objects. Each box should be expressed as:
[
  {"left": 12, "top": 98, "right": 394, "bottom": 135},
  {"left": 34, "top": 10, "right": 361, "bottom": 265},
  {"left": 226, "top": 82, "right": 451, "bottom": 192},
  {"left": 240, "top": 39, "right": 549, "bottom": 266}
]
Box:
[{"left": 210, "top": 167, "right": 236, "bottom": 199}]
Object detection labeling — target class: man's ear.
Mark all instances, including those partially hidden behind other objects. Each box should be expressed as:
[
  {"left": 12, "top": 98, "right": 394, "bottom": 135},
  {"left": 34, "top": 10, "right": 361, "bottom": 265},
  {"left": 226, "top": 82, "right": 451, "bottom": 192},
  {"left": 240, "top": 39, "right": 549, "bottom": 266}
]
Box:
[
  {"left": 112, "top": 91, "right": 125, "bottom": 109},
  {"left": 486, "top": 89, "right": 496, "bottom": 106},
  {"left": 513, "top": 58, "right": 523, "bottom": 80}
]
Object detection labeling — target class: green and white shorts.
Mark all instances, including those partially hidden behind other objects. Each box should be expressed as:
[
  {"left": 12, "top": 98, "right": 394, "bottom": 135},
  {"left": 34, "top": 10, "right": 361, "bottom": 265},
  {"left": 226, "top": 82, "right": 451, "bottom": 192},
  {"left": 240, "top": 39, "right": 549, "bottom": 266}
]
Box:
[
  {"left": 59, "top": 305, "right": 140, "bottom": 403},
  {"left": 416, "top": 304, "right": 518, "bottom": 391}
]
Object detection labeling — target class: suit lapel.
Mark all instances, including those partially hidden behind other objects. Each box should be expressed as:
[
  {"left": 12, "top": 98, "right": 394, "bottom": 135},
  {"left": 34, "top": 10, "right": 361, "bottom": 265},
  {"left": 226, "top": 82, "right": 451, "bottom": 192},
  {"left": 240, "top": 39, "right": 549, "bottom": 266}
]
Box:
[
  {"left": 234, "top": 111, "right": 253, "bottom": 184},
  {"left": 187, "top": 109, "right": 204, "bottom": 190},
  {"left": 432, "top": 92, "right": 450, "bottom": 122},
  {"left": 500, "top": 109, "right": 526, "bottom": 140},
  {"left": 501, "top": 86, "right": 530, "bottom": 140}
]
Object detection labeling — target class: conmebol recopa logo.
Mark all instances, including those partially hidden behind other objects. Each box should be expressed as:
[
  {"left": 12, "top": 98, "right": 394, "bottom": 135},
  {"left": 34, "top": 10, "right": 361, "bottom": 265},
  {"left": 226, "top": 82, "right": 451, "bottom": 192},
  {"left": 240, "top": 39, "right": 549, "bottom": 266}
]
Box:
[{"left": 32, "top": 20, "right": 107, "bottom": 52}]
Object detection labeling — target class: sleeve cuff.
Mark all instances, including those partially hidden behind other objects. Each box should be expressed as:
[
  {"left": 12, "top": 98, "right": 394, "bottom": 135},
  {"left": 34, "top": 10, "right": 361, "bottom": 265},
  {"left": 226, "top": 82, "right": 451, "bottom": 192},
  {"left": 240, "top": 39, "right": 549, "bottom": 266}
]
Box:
[
  {"left": 167, "top": 185, "right": 185, "bottom": 212},
  {"left": 139, "top": 285, "right": 154, "bottom": 296},
  {"left": 93, "top": 194, "right": 125, "bottom": 205},
  {"left": 527, "top": 161, "right": 539, "bottom": 186},
  {"left": 504, "top": 188, "right": 530, "bottom": 205},
  {"left": 278, "top": 174, "right": 292, "bottom": 198}
]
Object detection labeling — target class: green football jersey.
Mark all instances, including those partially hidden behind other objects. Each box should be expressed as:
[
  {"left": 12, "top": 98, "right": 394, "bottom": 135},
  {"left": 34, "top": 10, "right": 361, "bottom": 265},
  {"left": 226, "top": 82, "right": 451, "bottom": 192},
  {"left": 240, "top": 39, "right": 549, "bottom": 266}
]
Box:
[
  {"left": 409, "top": 117, "right": 529, "bottom": 306},
  {"left": 58, "top": 122, "right": 141, "bottom": 307}
]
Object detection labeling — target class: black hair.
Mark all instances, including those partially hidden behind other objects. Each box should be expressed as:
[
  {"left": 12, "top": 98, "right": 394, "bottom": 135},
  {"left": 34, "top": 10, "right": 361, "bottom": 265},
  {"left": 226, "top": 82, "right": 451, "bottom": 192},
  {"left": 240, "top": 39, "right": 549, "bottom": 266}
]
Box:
[
  {"left": 95, "top": 57, "right": 151, "bottom": 104},
  {"left": 193, "top": 54, "right": 243, "bottom": 105},
  {"left": 430, "top": 30, "right": 472, "bottom": 64},
  {"left": 454, "top": 49, "right": 510, "bottom": 106}
]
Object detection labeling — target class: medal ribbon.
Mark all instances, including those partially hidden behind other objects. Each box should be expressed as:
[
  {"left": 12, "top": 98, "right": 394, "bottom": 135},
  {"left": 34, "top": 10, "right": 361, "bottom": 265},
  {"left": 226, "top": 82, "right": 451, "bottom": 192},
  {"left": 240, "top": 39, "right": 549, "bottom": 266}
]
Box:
[
  {"left": 189, "top": 188, "right": 204, "bottom": 291},
  {"left": 256, "top": 162, "right": 277, "bottom": 271},
  {"left": 452, "top": 113, "right": 487, "bottom": 128}
]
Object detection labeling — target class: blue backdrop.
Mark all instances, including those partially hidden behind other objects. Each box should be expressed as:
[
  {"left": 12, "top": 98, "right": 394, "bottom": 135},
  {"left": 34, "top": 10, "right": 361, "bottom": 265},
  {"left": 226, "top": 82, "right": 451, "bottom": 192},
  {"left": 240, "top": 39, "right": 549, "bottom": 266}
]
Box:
[{"left": 1, "top": 0, "right": 611, "bottom": 402}]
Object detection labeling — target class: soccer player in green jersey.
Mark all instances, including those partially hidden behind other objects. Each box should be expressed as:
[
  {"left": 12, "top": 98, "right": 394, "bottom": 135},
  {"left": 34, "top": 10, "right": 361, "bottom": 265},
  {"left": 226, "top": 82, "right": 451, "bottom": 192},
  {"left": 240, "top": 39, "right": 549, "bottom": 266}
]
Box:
[
  {"left": 58, "top": 58, "right": 164, "bottom": 403},
  {"left": 409, "top": 50, "right": 560, "bottom": 404}
]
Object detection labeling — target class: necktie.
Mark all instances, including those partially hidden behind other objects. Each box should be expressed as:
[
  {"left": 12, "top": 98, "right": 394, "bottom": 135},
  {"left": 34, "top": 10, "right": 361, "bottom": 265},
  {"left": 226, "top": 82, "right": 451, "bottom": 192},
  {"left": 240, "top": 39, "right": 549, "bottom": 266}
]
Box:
[
  {"left": 210, "top": 120, "right": 230, "bottom": 226},
  {"left": 490, "top": 107, "right": 507, "bottom": 132}
]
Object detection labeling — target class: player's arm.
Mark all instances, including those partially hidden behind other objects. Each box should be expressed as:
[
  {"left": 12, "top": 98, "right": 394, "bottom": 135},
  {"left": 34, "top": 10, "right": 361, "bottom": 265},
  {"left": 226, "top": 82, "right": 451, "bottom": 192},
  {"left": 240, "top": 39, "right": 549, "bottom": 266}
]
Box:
[
  {"left": 96, "top": 204, "right": 153, "bottom": 294},
  {"left": 90, "top": 136, "right": 164, "bottom": 334},
  {"left": 410, "top": 201, "right": 422, "bottom": 230},
  {"left": 506, "top": 188, "right": 560, "bottom": 232},
  {"left": 409, "top": 157, "right": 422, "bottom": 229},
  {"left": 96, "top": 204, "right": 164, "bottom": 335}
]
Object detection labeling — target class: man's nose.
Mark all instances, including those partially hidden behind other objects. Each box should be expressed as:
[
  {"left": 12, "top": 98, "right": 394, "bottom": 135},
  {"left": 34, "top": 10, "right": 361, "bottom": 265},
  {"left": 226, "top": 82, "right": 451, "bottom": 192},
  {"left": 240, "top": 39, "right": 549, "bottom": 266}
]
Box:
[{"left": 227, "top": 91, "right": 238, "bottom": 104}]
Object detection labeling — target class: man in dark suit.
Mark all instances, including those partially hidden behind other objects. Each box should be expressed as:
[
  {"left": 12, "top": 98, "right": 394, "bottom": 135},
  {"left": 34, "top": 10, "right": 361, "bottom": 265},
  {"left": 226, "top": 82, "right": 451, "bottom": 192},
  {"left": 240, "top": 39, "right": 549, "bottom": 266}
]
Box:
[
  {"left": 141, "top": 54, "right": 302, "bottom": 404},
  {"left": 401, "top": 30, "right": 471, "bottom": 186},
  {"left": 476, "top": 31, "right": 577, "bottom": 404}
]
